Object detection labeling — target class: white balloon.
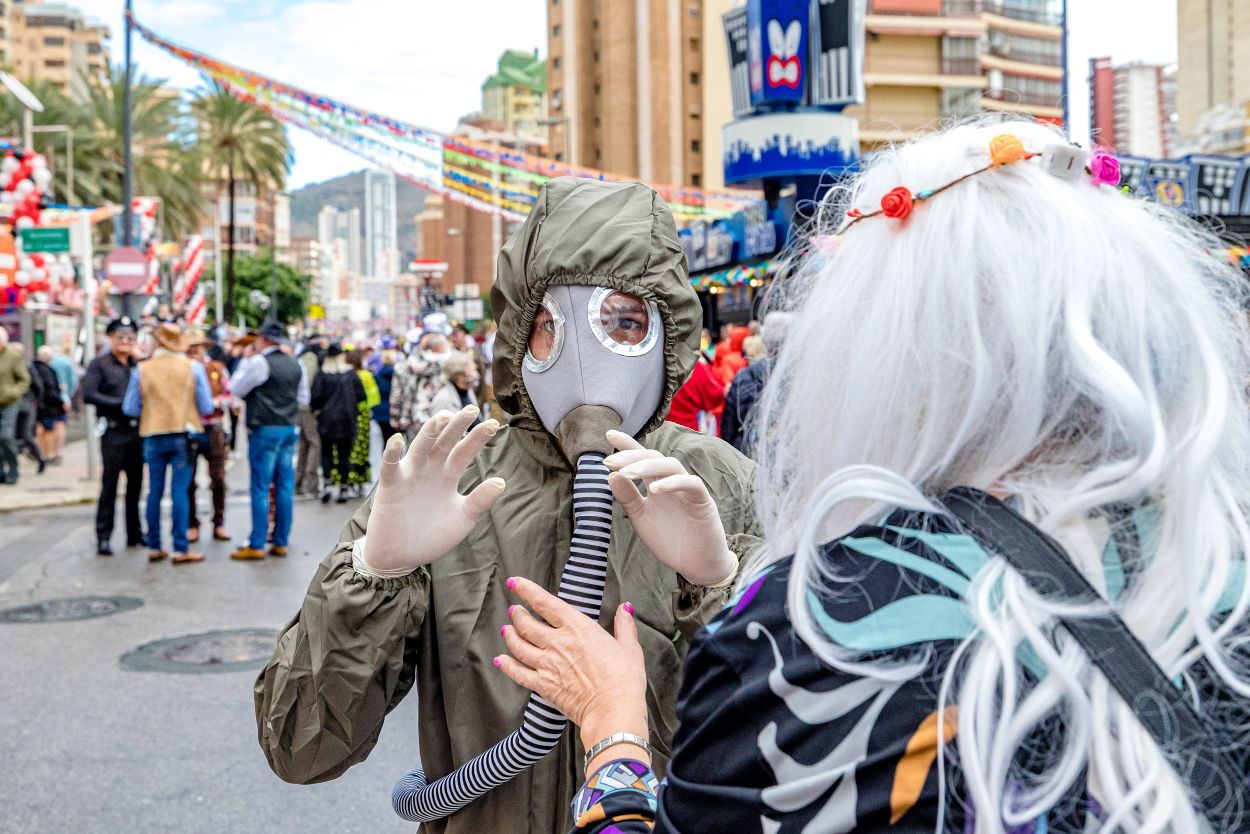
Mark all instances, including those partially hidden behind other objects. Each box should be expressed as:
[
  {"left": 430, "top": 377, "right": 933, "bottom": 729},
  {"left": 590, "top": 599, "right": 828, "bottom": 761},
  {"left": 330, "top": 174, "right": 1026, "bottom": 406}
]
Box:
[
  {"left": 30, "top": 156, "right": 47, "bottom": 171},
  {"left": 14, "top": 179, "right": 33, "bottom": 200},
  {"left": 13, "top": 269, "right": 30, "bottom": 286},
  {"left": 33, "top": 267, "right": 46, "bottom": 281},
  {"left": 1, "top": 156, "right": 19, "bottom": 175},
  {"left": 56, "top": 254, "right": 70, "bottom": 266},
  {"left": 14, "top": 216, "right": 33, "bottom": 229},
  {"left": 19, "top": 257, "right": 33, "bottom": 271},
  {"left": 33, "top": 168, "right": 51, "bottom": 190}
]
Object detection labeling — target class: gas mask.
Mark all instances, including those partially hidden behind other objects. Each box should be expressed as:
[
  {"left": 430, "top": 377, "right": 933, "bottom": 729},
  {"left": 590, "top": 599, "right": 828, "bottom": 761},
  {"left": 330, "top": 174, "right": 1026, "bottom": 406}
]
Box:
[{"left": 521, "top": 284, "right": 665, "bottom": 459}]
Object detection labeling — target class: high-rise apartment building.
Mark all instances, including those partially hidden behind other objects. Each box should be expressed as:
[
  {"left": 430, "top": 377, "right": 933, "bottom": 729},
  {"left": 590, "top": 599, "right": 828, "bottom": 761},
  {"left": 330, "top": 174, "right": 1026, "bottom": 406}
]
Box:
[
  {"left": 7, "top": 2, "right": 109, "bottom": 102},
  {"left": 546, "top": 0, "right": 736, "bottom": 189},
  {"left": 1088, "top": 58, "right": 1176, "bottom": 158},
  {"left": 364, "top": 169, "right": 398, "bottom": 278},
  {"left": 844, "top": 0, "right": 1066, "bottom": 149},
  {"left": 414, "top": 195, "right": 496, "bottom": 296},
  {"left": 482, "top": 50, "right": 549, "bottom": 142},
  {"left": 1177, "top": 0, "right": 1250, "bottom": 137},
  {"left": 1176, "top": 0, "right": 1250, "bottom": 155},
  {"left": 317, "top": 205, "right": 362, "bottom": 276},
  {"left": 291, "top": 236, "right": 321, "bottom": 280}
]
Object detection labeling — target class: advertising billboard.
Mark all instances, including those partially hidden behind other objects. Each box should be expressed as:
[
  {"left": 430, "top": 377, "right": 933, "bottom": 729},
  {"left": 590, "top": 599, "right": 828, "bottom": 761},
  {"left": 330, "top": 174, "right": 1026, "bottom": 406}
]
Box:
[
  {"left": 723, "top": 7, "right": 753, "bottom": 119},
  {"left": 722, "top": 111, "right": 859, "bottom": 184},
  {"left": 810, "top": 0, "right": 866, "bottom": 108},
  {"left": 1118, "top": 154, "right": 1250, "bottom": 216},
  {"left": 747, "top": 0, "right": 809, "bottom": 107}
]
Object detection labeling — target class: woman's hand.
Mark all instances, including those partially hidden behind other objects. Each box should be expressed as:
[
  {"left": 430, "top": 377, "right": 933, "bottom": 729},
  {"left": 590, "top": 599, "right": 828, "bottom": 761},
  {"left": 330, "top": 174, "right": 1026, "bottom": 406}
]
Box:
[{"left": 495, "top": 577, "right": 650, "bottom": 766}]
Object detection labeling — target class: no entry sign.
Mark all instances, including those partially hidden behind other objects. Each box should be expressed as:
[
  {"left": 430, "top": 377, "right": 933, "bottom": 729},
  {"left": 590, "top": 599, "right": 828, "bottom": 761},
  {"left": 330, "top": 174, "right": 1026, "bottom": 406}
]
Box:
[{"left": 104, "top": 246, "right": 148, "bottom": 292}]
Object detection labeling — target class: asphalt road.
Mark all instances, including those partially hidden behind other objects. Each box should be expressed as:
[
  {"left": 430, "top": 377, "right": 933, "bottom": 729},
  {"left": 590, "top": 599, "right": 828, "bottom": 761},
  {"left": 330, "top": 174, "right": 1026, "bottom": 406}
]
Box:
[{"left": 0, "top": 442, "right": 420, "bottom": 834}]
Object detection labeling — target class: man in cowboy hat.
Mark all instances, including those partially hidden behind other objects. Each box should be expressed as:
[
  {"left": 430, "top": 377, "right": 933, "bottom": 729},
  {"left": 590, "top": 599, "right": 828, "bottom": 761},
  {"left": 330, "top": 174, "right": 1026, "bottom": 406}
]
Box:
[
  {"left": 228, "top": 321, "right": 309, "bottom": 560},
  {"left": 83, "top": 316, "right": 144, "bottom": 555},
  {"left": 185, "top": 328, "right": 232, "bottom": 544},
  {"left": 123, "top": 322, "right": 214, "bottom": 564}
]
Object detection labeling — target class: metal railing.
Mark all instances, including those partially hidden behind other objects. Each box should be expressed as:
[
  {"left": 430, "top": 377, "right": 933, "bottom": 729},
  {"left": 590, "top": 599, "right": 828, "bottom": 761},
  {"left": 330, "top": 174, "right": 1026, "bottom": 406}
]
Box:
[
  {"left": 943, "top": 0, "right": 983, "bottom": 16},
  {"left": 986, "top": 2, "right": 1063, "bottom": 25},
  {"left": 984, "top": 88, "right": 1063, "bottom": 108},
  {"left": 987, "top": 45, "right": 1063, "bottom": 67},
  {"left": 942, "top": 57, "right": 982, "bottom": 76}
]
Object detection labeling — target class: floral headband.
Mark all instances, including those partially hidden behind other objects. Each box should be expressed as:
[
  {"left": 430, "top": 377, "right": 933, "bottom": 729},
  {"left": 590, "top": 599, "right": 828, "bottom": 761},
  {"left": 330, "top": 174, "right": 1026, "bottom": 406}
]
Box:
[{"left": 840, "top": 134, "right": 1124, "bottom": 231}]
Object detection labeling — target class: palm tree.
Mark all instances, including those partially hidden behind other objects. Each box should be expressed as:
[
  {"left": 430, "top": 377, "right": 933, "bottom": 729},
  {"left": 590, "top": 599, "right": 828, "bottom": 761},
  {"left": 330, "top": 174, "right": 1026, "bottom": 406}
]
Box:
[
  {"left": 72, "top": 67, "right": 205, "bottom": 240},
  {"left": 192, "top": 82, "right": 291, "bottom": 322},
  {"left": 0, "top": 79, "right": 79, "bottom": 195}
]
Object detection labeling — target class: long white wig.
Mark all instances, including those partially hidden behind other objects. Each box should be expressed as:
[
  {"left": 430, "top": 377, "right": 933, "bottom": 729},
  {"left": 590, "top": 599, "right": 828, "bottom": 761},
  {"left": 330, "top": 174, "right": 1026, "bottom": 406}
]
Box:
[{"left": 751, "top": 118, "right": 1250, "bottom": 832}]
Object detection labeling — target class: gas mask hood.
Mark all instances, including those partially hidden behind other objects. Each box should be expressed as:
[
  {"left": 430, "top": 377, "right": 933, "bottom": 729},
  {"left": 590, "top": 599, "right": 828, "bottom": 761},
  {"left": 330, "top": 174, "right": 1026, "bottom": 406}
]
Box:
[{"left": 521, "top": 284, "right": 665, "bottom": 459}]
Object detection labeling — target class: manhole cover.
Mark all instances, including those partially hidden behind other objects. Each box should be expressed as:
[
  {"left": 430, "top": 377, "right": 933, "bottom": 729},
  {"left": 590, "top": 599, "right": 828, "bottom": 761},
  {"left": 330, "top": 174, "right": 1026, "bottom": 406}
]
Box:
[
  {"left": 119, "top": 628, "right": 276, "bottom": 674},
  {"left": 0, "top": 596, "right": 143, "bottom": 623}
]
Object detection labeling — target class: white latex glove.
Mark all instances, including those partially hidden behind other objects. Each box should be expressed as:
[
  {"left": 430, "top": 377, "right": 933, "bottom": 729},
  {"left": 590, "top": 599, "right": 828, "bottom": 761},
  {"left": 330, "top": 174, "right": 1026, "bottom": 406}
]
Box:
[
  {"left": 360, "top": 406, "right": 506, "bottom": 576},
  {"left": 603, "top": 430, "right": 737, "bottom": 587}
]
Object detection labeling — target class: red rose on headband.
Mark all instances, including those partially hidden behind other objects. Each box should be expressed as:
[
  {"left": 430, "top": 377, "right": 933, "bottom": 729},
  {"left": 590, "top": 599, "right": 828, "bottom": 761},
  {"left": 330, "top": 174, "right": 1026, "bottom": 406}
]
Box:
[{"left": 880, "top": 187, "right": 915, "bottom": 220}]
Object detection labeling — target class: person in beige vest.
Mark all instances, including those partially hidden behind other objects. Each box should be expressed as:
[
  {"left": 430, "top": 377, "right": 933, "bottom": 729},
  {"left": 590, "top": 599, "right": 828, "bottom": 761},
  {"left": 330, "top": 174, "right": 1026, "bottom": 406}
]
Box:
[{"left": 122, "top": 323, "right": 214, "bottom": 564}]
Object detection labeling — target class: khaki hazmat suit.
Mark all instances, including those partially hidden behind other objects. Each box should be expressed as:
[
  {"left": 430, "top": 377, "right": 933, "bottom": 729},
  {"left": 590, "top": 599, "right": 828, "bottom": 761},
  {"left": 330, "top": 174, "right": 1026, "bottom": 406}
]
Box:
[{"left": 254, "top": 178, "right": 760, "bottom": 833}]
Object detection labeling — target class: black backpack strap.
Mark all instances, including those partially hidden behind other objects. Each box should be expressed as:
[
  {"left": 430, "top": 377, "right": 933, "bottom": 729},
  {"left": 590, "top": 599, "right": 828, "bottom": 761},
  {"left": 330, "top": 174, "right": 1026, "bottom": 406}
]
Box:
[{"left": 942, "top": 486, "right": 1245, "bottom": 829}]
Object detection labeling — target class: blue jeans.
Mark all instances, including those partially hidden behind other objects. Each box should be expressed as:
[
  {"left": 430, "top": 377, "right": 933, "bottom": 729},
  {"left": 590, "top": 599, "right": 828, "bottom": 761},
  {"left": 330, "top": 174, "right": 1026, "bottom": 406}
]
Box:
[
  {"left": 144, "top": 433, "right": 193, "bottom": 553},
  {"left": 248, "top": 425, "right": 298, "bottom": 549}
]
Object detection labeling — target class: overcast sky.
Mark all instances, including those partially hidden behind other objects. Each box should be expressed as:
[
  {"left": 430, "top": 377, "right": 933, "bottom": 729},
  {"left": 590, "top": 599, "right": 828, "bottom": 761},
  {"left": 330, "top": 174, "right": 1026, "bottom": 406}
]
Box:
[{"left": 70, "top": 0, "right": 1174, "bottom": 188}]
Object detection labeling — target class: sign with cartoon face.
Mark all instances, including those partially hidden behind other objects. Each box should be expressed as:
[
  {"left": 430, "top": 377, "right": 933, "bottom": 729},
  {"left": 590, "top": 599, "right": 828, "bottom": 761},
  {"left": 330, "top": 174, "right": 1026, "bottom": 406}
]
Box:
[{"left": 747, "top": 0, "right": 808, "bottom": 106}]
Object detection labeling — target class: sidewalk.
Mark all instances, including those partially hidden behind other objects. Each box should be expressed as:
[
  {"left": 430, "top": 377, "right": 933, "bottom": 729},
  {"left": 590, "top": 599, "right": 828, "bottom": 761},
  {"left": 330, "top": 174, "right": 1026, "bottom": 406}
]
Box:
[{"left": 0, "top": 438, "right": 98, "bottom": 512}]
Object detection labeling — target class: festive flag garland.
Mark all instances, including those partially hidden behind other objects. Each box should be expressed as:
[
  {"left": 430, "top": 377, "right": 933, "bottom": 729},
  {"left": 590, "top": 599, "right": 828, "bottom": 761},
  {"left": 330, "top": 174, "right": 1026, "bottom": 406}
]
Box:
[{"left": 130, "top": 13, "right": 763, "bottom": 227}]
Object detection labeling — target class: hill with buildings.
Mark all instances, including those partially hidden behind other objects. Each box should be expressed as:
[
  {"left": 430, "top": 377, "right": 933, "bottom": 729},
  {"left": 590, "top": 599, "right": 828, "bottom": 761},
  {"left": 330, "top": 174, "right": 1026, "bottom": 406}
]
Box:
[{"left": 289, "top": 170, "right": 427, "bottom": 265}]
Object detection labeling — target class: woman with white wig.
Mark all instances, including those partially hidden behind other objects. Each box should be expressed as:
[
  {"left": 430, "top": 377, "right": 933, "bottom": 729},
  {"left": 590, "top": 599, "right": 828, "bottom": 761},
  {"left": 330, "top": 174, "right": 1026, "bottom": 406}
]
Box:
[{"left": 490, "top": 118, "right": 1250, "bottom": 833}]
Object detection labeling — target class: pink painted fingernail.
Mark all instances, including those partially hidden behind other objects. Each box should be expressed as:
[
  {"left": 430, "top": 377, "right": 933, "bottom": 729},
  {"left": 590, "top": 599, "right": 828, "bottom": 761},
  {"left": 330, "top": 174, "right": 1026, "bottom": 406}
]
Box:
[
  {"left": 500, "top": 625, "right": 508, "bottom": 637},
  {"left": 506, "top": 577, "right": 517, "bottom": 590},
  {"left": 492, "top": 656, "right": 502, "bottom": 667},
  {"left": 507, "top": 605, "right": 516, "bottom": 617},
  {"left": 624, "top": 602, "right": 635, "bottom": 616}
]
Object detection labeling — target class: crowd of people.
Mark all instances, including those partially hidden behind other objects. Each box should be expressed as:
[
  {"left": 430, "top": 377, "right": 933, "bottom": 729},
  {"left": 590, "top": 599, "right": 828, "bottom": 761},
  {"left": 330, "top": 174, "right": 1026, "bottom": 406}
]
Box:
[
  {"left": 0, "top": 328, "right": 78, "bottom": 485},
  {"left": 252, "top": 120, "right": 1250, "bottom": 834},
  {"left": 70, "top": 310, "right": 502, "bottom": 565}
]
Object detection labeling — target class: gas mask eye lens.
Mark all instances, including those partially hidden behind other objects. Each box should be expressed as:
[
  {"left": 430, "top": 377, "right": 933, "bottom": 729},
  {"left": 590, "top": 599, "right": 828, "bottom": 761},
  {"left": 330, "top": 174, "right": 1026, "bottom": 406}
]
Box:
[
  {"left": 588, "top": 288, "right": 660, "bottom": 357},
  {"left": 523, "top": 292, "right": 565, "bottom": 372}
]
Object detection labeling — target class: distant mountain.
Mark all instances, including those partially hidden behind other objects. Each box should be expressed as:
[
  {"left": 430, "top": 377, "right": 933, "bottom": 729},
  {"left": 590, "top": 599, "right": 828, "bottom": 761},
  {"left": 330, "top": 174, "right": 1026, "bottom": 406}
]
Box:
[{"left": 289, "top": 169, "right": 428, "bottom": 266}]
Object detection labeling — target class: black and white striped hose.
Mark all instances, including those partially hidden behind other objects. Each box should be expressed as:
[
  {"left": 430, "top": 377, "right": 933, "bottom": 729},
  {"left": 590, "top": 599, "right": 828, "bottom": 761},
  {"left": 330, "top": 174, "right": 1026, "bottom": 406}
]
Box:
[{"left": 391, "top": 451, "right": 614, "bottom": 823}]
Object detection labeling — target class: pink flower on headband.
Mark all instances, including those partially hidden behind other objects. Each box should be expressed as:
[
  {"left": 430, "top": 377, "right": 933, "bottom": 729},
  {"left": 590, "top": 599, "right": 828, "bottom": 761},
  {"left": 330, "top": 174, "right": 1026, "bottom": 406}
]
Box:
[{"left": 1089, "top": 151, "right": 1121, "bottom": 186}]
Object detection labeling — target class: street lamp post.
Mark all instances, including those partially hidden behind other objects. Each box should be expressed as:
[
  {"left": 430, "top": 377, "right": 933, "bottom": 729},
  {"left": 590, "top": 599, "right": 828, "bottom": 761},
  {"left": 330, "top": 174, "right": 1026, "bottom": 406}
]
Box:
[
  {"left": 30, "top": 124, "right": 74, "bottom": 204},
  {"left": 122, "top": 0, "right": 134, "bottom": 248},
  {"left": 536, "top": 117, "right": 570, "bottom": 162}
]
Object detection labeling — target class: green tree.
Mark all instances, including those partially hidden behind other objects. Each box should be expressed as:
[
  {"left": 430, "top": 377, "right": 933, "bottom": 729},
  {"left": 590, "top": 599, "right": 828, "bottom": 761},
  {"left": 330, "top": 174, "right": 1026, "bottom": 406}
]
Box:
[
  {"left": 71, "top": 67, "right": 205, "bottom": 240},
  {"left": 193, "top": 82, "right": 291, "bottom": 323},
  {"left": 229, "top": 248, "right": 310, "bottom": 329}
]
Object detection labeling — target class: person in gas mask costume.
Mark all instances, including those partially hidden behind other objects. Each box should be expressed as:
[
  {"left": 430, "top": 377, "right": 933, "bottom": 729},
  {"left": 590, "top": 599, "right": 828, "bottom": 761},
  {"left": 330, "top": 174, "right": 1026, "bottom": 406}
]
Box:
[{"left": 254, "top": 178, "right": 759, "bottom": 833}]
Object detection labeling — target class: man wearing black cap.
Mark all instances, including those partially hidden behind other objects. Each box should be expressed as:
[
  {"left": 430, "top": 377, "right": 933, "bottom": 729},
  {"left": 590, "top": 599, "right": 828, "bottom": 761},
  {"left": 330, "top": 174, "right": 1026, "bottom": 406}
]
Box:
[
  {"left": 82, "top": 317, "right": 144, "bottom": 556},
  {"left": 228, "top": 321, "right": 309, "bottom": 560}
]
